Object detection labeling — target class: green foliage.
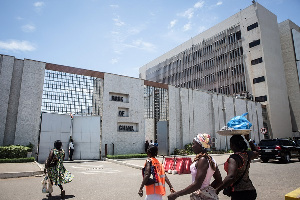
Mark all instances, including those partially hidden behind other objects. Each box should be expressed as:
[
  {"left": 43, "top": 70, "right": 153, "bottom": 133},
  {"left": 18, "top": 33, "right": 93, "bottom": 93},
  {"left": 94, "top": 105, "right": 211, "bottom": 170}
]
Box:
[
  {"left": 106, "top": 154, "right": 148, "bottom": 159},
  {"left": 0, "top": 157, "right": 35, "bottom": 163},
  {"left": 0, "top": 145, "right": 30, "bottom": 159},
  {"left": 26, "top": 142, "right": 34, "bottom": 152}
]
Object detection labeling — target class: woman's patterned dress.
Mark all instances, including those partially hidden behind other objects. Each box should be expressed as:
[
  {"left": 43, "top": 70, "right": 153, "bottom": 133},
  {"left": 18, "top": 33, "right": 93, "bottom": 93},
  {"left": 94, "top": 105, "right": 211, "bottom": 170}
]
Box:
[{"left": 48, "top": 148, "right": 74, "bottom": 185}]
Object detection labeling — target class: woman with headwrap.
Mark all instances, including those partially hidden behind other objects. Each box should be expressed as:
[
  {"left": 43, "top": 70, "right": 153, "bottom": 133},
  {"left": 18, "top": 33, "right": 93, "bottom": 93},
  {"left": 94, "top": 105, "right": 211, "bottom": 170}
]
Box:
[
  {"left": 168, "top": 133, "right": 222, "bottom": 200},
  {"left": 215, "top": 134, "right": 259, "bottom": 200}
]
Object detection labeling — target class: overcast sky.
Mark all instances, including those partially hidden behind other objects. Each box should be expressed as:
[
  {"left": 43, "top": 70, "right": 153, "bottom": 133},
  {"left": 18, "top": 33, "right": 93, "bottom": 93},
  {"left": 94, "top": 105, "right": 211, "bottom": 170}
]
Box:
[{"left": 1, "top": 0, "right": 299, "bottom": 78}]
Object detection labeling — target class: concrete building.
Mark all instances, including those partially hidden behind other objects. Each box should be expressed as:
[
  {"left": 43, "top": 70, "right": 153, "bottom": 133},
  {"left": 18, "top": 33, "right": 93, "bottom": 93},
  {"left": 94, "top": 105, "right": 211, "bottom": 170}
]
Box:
[
  {"left": 279, "top": 20, "right": 300, "bottom": 136},
  {"left": 140, "top": 2, "right": 297, "bottom": 139},
  {"left": 0, "top": 54, "right": 263, "bottom": 160}
]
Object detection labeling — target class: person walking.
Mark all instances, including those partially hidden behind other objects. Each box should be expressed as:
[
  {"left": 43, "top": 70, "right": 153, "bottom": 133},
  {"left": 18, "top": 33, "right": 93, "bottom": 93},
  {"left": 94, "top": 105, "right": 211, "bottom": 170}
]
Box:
[
  {"left": 45, "top": 140, "right": 74, "bottom": 199},
  {"left": 145, "top": 140, "right": 149, "bottom": 153},
  {"left": 216, "top": 134, "right": 259, "bottom": 200},
  {"left": 69, "top": 139, "right": 74, "bottom": 161},
  {"left": 138, "top": 145, "right": 175, "bottom": 200},
  {"left": 168, "top": 133, "right": 222, "bottom": 200}
]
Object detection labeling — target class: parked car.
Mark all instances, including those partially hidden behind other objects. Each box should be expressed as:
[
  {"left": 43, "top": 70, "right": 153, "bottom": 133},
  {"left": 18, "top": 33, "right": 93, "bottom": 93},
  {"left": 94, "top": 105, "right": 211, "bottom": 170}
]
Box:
[{"left": 257, "top": 139, "right": 300, "bottom": 163}]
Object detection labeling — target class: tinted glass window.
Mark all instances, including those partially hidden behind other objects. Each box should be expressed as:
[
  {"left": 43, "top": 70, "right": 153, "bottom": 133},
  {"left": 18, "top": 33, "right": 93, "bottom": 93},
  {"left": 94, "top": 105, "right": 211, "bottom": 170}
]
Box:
[
  {"left": 259, "top": 140, "right": 277, "bottom": 146},
  {"left": 279, "top": 140, "right": 290, "bottom": 146}
]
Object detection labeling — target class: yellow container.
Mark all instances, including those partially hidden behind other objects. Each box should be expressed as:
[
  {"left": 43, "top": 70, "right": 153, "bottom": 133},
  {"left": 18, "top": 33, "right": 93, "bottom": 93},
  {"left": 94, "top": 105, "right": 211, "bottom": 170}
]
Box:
[{"left": 285, "top": 188, "right": 300, "bottom": 200}]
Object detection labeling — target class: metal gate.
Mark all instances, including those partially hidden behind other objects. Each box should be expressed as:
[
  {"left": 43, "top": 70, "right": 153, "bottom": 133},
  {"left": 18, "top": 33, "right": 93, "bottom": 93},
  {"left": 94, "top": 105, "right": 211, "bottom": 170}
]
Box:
[
  {"left": 38, "top": 113, "right": 101, "bottom": 162},
  {"left": 157, "top": 121, "right": 168, "bottom": 155}
]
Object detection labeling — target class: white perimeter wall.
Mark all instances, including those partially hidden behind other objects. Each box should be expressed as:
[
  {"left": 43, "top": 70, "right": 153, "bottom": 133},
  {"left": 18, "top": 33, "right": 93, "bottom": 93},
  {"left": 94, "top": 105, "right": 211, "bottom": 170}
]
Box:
[{"left": 168, "top": 86, "right": 263, "bottom": 154}]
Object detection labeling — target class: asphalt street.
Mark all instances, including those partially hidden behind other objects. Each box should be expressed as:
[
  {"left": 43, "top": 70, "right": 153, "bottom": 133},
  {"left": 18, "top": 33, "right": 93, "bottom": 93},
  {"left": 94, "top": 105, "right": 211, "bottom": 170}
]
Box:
[{"left": 0, "top": 154, "right": 299, "bottom": 200}]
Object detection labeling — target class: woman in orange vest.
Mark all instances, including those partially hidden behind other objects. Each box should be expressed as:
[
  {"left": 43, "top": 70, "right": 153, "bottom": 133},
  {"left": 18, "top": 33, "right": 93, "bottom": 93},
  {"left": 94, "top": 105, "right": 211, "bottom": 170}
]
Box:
[
  {"left": 138, "top": 145, "right": 175, "bottom": 200},
  {"left": 168, "top": 133, "right": 222, "bottom": 200}
]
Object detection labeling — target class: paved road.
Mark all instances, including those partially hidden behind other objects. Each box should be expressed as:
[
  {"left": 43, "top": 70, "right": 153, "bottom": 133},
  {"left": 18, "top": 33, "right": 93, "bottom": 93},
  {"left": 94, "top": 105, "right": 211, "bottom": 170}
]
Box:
[{"left": 0, "top": 155, "right": 299, "bottom": 200}]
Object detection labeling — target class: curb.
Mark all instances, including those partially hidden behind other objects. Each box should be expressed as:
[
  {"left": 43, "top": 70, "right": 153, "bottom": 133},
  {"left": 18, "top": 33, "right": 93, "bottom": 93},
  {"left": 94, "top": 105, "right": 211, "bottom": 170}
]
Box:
[
  {"left": 105, "top": 158, "right": 143, "bottom": 170},
  {"left": 0, "top": 171, "right": 44, "bottom": 179}
]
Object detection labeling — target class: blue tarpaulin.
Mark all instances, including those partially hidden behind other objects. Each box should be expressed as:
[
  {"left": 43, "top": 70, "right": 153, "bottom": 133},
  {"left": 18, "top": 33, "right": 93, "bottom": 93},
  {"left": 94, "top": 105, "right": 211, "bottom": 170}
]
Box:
[{"left": 227, "top": 112, "right": 252, "bottom": 130}]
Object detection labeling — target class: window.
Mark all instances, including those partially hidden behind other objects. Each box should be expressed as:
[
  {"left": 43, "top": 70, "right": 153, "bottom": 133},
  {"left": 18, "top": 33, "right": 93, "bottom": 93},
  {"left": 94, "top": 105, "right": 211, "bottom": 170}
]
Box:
[
  {"left": 249, "top": 39, "right": 260, "bottom": 48},
  {"left": 251, "top": 57, "right": 263, "bottom": 65},
  {"left": 255, "top": 95, "right": 267, "bottom": 102},
  {"left": 247, "top": 22, "right": 258, "bottom": 31},
  {"left": 253, "top": 76, "right": 265, "bottom": 84}
]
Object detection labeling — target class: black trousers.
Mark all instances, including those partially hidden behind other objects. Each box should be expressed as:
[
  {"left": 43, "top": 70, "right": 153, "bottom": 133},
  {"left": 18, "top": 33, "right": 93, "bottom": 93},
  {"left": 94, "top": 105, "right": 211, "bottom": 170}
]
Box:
[
  {"left": 69, "top": 149, "right": 74, "bottom": 160},
  {"left": 231, "top": 190, "right": 257, "bottom": 200}
]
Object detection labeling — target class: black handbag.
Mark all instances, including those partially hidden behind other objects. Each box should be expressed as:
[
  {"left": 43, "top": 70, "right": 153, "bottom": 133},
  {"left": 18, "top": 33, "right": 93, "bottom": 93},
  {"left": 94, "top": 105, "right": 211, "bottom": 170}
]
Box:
[
  {"left": 142, "top": 160, "right": 158, "bottom": 185},
  {"left": 223, "top": 153, "right": 250, "bottom": 197}
]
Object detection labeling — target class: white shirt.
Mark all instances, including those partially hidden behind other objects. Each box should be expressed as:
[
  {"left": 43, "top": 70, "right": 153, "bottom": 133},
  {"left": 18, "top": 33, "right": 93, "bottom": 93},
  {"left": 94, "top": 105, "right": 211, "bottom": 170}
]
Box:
[
  {"left": 190, "top": 157, "right": 217, "bottom": 190},
  {"left": 69, "top": 142, "right": 74, "bottom": 149}
]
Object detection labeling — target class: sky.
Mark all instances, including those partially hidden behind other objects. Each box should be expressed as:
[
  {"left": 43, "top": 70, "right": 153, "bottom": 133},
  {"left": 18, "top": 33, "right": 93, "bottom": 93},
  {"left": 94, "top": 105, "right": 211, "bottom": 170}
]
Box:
[{"left": 0, "top": 0, "right": 299, "bottom": 78}]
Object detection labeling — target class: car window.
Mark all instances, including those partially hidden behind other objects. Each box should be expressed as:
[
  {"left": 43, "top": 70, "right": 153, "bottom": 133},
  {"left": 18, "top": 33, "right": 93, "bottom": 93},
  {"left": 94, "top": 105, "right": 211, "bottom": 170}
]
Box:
[
  {"left": 259, "top": 140, "right": 277, "bottom": 146},
  {"left": 297, "top": 140, "right": 300, "bottom": 146},
  {"left": 279, "top": 140, "right": 289, "bottom": 146}
]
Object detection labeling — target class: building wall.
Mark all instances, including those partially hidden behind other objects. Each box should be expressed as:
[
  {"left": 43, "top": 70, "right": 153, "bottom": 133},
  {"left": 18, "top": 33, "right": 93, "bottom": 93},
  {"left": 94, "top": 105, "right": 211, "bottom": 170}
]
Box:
[
  {"left": 4, "top": 59, "right": 24, "bottom": 145},
  {"left": 279, "top": 20, "right": 300, "bottom": 133},
  {"left": 101, "top": 73, "right": 145, "bottom": 156},
  {"left": 0, "top": 55, "right": 15, "bottom": 146},
  {"left": 257, "top": 4, "right": 292, "bottom": 138},
  {"left": 14, "top": 59, "right": 45, "bottom": 153},
  {"left": 168, "top": 86, "right": 263, "bottom": 154}
]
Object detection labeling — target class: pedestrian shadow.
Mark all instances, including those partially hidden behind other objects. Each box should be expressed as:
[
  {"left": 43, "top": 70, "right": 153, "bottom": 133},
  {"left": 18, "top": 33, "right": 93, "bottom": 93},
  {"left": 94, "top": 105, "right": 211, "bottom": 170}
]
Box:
[{"left": 42, "top": 194, "right": 75, "bottom": 199}]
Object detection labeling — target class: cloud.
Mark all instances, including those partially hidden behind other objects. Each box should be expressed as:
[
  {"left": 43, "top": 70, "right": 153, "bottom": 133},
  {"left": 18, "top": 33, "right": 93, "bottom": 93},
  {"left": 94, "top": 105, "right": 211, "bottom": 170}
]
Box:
[
  {"left": 194, "top": 1, "right": 205, "bottom": 8},
  {"left": 183, "top": 22, "right": 192, "bottom": 31},
  {"left": 0, "top": 40, "right": 36, "bottom": 51},
  {"left": 22, "top": 24, "right": 36, "bottom": 32},
  {"left": 111, "top": 58, "right": 119, "bottom": 64},
  {"left": 113, "top": 17, "right": 125, "bottom": 26},
  {"left": 110, "top": 4, "right": 119, "bottom": 8},
  {"left": 178, "top": 1, "right": 204, "bottom": 19},
  {"left": 131, "top": 39, "right": 156, "bottom": 52},
  {"left": 216, "top": 1, "right": 223, "bottom": 6},
  {"left": 34, "top": 1, "right": 45, "bottom": 12},
  {"left": 169, "top": 20, "right": 177, "bottom": 29}
]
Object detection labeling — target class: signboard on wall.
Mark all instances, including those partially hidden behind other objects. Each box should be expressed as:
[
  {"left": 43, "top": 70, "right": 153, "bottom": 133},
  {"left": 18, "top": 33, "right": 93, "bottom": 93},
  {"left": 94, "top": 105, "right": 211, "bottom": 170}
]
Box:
[
  {"left": 109, "top": 92, "right": 129, "bottom": 103},
  {"left": 117, "top": 123, "right": 138, "bottom": 132}
]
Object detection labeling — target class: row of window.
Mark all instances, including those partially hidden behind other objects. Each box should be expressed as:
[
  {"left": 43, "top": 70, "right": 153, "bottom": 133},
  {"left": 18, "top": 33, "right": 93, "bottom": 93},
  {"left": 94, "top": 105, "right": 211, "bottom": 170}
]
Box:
[
  {"left": 249, "top": 39, "right": 260, "bottom": 48},
  {"left": 251, "top": 57, "right": 263, "bottom": 65},
  {"left": 247, "top": 22, "right": 258, "bottom": 31},
  {"left": 255, "top": 95, "right": 267, "bottom": 102},
  {"left": 253, "top": 76, "right": 265, "bottom": 84}
]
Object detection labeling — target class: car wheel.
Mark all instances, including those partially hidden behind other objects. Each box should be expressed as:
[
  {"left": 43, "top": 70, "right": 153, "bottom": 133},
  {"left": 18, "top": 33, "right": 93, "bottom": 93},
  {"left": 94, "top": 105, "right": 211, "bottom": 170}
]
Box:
[
  {"left": 281, "top": 153, "right": 291, "bottom": 163},
  {"left": 261, "top": 158, "right": 269, "bottom": 163}
]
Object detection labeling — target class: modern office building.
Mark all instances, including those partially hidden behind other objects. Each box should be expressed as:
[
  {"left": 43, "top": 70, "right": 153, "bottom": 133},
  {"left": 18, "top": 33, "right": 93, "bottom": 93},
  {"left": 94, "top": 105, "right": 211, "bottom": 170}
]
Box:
[{"left": 140, "top": 2, "right": 299, "bottom": 139}]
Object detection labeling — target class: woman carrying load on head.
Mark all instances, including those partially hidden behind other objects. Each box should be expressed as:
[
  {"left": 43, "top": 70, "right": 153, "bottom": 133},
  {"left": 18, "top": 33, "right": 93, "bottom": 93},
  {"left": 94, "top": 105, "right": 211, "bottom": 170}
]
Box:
[
  {"left": 138, "top": 144, "right": 175, "bottom": 200},
  {"left": 45, "top": 140, "right": 74, "bottom": 199},
  {"left": 216, "top": 134, "right": 259, "bottom": 200},
  {"left": 168, "top": 133, "right": 222, "bottom": 200}
]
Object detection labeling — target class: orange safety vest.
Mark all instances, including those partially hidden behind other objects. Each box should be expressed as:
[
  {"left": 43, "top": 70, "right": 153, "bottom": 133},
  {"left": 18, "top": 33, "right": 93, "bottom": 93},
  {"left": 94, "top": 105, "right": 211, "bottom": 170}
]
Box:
[{"left": 145, "top": 157, "right": 166, "bottom": 196}]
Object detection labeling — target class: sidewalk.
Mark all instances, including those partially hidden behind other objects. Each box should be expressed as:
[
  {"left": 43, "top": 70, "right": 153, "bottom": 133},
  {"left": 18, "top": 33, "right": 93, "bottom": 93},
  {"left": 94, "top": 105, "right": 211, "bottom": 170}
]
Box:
[{"left": 0, "top": 161, "right": 44, "bottom": 179}]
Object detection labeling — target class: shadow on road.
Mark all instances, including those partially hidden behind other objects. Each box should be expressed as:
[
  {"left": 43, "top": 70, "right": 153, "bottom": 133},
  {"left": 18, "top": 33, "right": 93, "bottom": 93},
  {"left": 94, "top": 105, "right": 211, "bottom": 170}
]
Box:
[{"left": 42, "top": 194, "right": 75, "bottom": 199}]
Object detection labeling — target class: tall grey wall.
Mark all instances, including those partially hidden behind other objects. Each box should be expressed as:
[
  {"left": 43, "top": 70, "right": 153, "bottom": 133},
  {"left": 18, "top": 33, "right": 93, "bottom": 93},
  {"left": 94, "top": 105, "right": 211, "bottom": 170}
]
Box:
[
  {"left": 168, "top": 86, "right": 263, "bottom": 154},
  {"left": 0, "top": 55, "right": 15, "bottom": 146},
  {"left": 279, "top": 20, "right": 300, "bottom": 134},
  {"left": 14, "top": 59, "right": 45, "bottom": 154}
]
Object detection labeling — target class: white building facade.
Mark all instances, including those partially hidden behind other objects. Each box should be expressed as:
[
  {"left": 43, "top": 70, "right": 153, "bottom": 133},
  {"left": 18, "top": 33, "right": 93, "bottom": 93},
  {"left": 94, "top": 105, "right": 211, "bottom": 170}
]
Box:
[{"left": 140, "top": 3, "right": 294, "bottom": 139}]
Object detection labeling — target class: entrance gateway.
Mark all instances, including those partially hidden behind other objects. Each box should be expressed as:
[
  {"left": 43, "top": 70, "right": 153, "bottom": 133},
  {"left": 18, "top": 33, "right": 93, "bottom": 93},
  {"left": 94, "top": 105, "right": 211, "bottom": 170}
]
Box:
[{"left": 38, "top": 113, "right": 101, "bottom": 162}]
